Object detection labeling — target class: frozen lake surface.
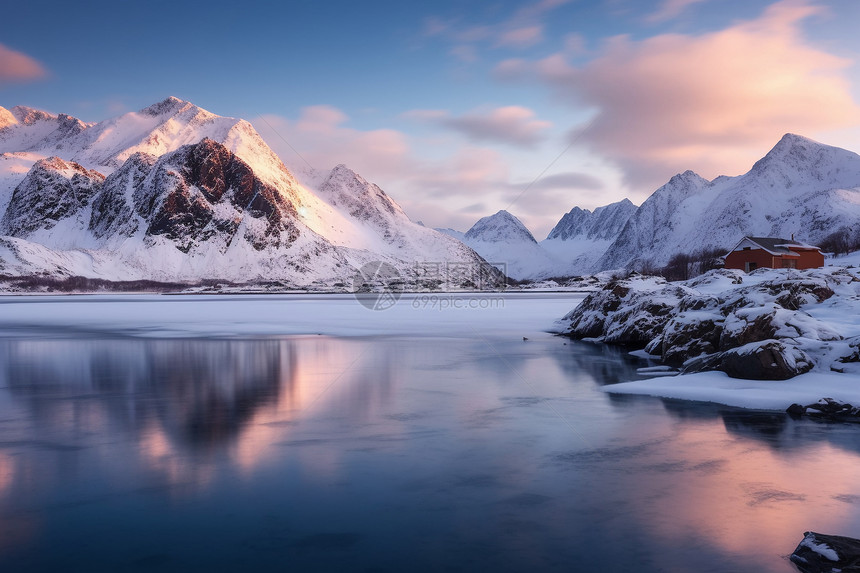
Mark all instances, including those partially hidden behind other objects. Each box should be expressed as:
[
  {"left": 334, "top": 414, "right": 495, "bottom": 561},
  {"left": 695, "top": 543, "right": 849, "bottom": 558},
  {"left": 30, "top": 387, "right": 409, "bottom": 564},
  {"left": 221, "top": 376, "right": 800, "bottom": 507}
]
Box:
[{"left": 1, "top": 294, "right": 859, "bottom": 572}]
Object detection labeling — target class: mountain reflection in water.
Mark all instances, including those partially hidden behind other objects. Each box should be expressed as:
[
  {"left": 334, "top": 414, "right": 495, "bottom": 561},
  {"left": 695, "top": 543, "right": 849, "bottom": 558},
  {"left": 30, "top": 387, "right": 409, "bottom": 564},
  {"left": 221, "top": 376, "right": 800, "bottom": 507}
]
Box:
[{"left": 0, "top": 335, "right": 858, "bottom": 572}]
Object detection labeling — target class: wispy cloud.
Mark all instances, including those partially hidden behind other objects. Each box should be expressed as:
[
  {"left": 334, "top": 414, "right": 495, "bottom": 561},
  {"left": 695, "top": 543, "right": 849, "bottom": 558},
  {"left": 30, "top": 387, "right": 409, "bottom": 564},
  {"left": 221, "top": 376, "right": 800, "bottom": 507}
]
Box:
[
  {"left": 645, "top": 0, "right": 708, "bottom": 23},
  {"left": 0, "top": 43, "right": 46, "bottom": 84},
  {"left": 406, "top": 106, "right": 552, "bottom": 148},
  {"left": 423, "top": 0, "right": 572, "bottom": 59}
]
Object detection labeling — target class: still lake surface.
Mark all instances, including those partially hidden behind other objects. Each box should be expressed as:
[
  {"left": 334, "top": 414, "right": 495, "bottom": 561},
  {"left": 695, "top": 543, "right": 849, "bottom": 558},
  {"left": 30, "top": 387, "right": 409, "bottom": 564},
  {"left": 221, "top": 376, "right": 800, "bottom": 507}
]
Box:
[{"left": 0, "top": 294, "right": 859, "bottom": 572}]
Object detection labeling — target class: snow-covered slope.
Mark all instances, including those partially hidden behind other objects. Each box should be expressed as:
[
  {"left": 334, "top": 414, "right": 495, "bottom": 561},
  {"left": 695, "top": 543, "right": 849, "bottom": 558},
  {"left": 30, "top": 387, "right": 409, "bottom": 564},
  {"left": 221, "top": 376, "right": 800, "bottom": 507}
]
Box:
[
  {"left": 598, "top": 134, "right": 860, "bottom": 271},
  {"left": 435, "top": 227, "right": 466, "bottom": 242},
  {"left": 0, "top": 98, "right": 500, "bottom": 287}
]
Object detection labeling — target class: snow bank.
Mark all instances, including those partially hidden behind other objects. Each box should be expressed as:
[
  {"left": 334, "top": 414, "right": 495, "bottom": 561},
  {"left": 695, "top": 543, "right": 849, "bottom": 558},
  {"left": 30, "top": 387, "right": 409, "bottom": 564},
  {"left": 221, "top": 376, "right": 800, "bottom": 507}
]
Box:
[{"left": 604, "top": 371, "right": 860, "bottom": 411}]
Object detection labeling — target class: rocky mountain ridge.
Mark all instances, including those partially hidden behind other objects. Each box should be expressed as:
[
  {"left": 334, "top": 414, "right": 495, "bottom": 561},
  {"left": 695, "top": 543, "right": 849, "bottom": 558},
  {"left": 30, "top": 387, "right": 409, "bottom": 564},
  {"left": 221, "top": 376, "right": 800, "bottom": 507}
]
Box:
[{"left": 0, "top": 98, "right": 501, "bottom": 288}]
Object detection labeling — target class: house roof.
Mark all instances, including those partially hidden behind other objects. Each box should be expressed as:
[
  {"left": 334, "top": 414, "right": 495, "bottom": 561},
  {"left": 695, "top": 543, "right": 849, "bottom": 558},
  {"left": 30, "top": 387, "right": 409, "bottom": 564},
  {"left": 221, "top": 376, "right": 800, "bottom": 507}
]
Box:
[{"left": 728, "top": 236, "right": 821, "bottom": 257}]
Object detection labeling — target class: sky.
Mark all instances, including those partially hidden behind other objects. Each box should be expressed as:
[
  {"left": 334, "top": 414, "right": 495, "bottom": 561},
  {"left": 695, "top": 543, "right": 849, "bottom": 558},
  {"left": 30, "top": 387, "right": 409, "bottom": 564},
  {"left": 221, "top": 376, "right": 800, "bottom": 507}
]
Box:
[{"left": 2, "top": 0, "right": 860, "bottom": 238}]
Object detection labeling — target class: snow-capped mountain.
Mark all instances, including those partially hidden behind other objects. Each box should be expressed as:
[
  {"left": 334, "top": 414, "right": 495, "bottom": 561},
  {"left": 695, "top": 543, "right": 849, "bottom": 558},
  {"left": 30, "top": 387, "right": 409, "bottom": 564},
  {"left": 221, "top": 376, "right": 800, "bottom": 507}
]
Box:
[
  {"left": 597, "top": 134, "right": 860, "bottom": 271},
  {"left": 444, "top": 210, "right": 560, "bottom": 280},
  {"left": 440, "top": 202, "right": 638, "bottom": 280},
  {"left": 442, "top": 132, "right": 860, "bottom": 280},
  {"left": 545, "top": 199, "right": 636, "bottom": 242},
  {"left": 0, "top": 98, "right": 500, "bottom": 287},
  {"left": 541, "top": 199, "right": 637, "bottom": 276},
  {"left": 465, "top": 210, "right": 537, "bottom": 244}
]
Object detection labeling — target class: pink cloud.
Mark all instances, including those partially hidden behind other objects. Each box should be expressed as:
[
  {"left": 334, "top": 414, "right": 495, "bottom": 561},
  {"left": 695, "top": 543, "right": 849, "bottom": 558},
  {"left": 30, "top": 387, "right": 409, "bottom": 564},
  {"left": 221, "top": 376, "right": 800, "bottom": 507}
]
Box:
[
  {"left": 528, "top": 0, "right": 860, "bottom": 187},
  {"left": 256, "top": 106, "right": 411, "bottom": 180},
  {"left": 0, "top": 43, "right": 46, "bottom": 83}
]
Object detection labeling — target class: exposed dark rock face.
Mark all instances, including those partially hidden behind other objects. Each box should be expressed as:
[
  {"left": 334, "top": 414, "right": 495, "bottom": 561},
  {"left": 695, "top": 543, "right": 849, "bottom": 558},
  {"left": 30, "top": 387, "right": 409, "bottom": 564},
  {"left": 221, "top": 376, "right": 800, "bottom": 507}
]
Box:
[
  {"left": 661, "top": 315, "right": 721, "bottom": 367},
  {"left": 559, "top": 277, "right": 691, "bottom": 345},
  {"left": 139, "top": 138, "right": 299, "bottom": 252},
  {"left": 83, "top": 138, "right": 303, "bottom": 253},
  {"left": 790, "top": 531, "right": 860, "bottom": 572},
  {"left": 558, "top": 269, "right": 855, "bottom": 380},
  {"left": 89, "top": 152, "right": 157, "bottom": 239},
  {"left": 0, "top": 157, "right": 105, "bottom": 237}
]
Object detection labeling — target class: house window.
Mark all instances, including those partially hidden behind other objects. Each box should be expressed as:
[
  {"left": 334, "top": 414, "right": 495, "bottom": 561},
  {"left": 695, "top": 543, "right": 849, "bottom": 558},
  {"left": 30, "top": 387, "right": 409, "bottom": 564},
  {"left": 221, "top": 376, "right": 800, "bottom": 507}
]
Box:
[
  {"left": 745, "top": 262, "right": 757, "bottom": 272},
  {"left": 782, "top": 259, "right": 796, "bottom": 269},
  {"left": 742, "top": 247, "right": 751, "bottom": 250}
]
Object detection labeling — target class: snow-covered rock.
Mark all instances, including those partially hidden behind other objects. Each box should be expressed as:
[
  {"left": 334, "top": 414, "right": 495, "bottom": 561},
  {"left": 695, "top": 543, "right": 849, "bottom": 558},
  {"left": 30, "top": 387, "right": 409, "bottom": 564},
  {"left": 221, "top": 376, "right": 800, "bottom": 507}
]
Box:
[
  {"left": 790, "top": 531, "right": 860, "bottom": 573},
  {"left": 557, "top": 266, "right": 860, "bottom": 380}
]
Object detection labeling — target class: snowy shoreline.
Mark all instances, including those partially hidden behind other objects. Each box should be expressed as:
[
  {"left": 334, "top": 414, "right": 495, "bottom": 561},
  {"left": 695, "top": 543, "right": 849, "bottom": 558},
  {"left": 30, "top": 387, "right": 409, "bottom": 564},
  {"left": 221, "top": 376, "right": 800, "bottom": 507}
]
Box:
[
  {"left": 603, "top": 370, "right": 860, "bottom": 411},
  {"left": 556, "top": 262, "right": 860, "bottom": 410}
]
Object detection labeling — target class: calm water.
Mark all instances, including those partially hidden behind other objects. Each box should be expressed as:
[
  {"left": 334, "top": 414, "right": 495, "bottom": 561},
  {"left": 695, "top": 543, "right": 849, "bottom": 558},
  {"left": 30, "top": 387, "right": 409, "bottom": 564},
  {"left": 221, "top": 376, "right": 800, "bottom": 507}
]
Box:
[{"left": 1, "top": 305, "right": 859, "bottom": 571}]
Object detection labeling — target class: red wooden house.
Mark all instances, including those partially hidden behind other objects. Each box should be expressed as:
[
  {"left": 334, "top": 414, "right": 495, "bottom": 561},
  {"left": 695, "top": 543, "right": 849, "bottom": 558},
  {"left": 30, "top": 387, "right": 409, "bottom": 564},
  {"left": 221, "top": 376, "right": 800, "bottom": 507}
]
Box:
[{"left": 724, "top": 236, "right": 824, "bottom": 272}]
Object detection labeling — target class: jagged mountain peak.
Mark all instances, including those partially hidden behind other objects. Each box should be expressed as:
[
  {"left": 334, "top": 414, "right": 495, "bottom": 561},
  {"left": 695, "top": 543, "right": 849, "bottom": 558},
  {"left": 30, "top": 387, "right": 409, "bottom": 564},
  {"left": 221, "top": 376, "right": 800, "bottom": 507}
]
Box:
[
  {"left": 650, "top": 169, "right": 712, "bottom": 203},
  {"left": 55, "top": 114, "right": 89, "bottom": 138},
  {"left": 33, "top": 155, "right": 93, "bottom": 175},
  {"left": 545, "top": 206, "right": 592, "bottom": 241},
  {"left": 10, "top": 105, "right": 57, "bottom": 125},
  {"left": 465, "top": 210, "right": 537, "bottom": 244},
  {"left": 318, "top": 163, "right": 406, "bottom": 227},
  {"left": 544, "top": 197, "right": 637, "bottom": 262},
  {"left": 139, "top": 96, "right": 196, "bottom": 117},
  {"left": 1, "top": 156, "right": 105, "bottom": 239},
  {"left": 745, "top": 132, "right": 860, "bottom": 191},
  {"left": 327, "top": 163, "right": 365, "bottom": 184},
  {"left": 752, "top": 132, "right": 855, "bottom": 170},
  {"left": 667, "top": 169, "right": 709, "bottom": 187}
]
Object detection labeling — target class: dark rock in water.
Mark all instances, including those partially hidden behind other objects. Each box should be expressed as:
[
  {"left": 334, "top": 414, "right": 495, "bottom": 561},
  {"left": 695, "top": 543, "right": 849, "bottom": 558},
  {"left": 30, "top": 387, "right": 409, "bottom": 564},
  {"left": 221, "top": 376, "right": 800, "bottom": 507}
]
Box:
[
  {"left": 786, "top": 398, "right": 860, "bottom": 423},
  {"left": 787, "top": 403, "right": 806, "bottom": 418},
  {"left": 790, "top": 531, "right": 860, "bottom": 572}
]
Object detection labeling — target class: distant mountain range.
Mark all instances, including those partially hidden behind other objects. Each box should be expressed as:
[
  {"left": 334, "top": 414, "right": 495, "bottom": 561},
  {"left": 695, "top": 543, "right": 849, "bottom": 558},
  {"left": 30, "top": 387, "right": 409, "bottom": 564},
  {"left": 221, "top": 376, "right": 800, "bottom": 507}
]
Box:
[
  {"left": 1, "top": 97, "right": 859, "bottom": 286},
  {"left": 443, "top": 133, "right": 860, "bottom": 280}
]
